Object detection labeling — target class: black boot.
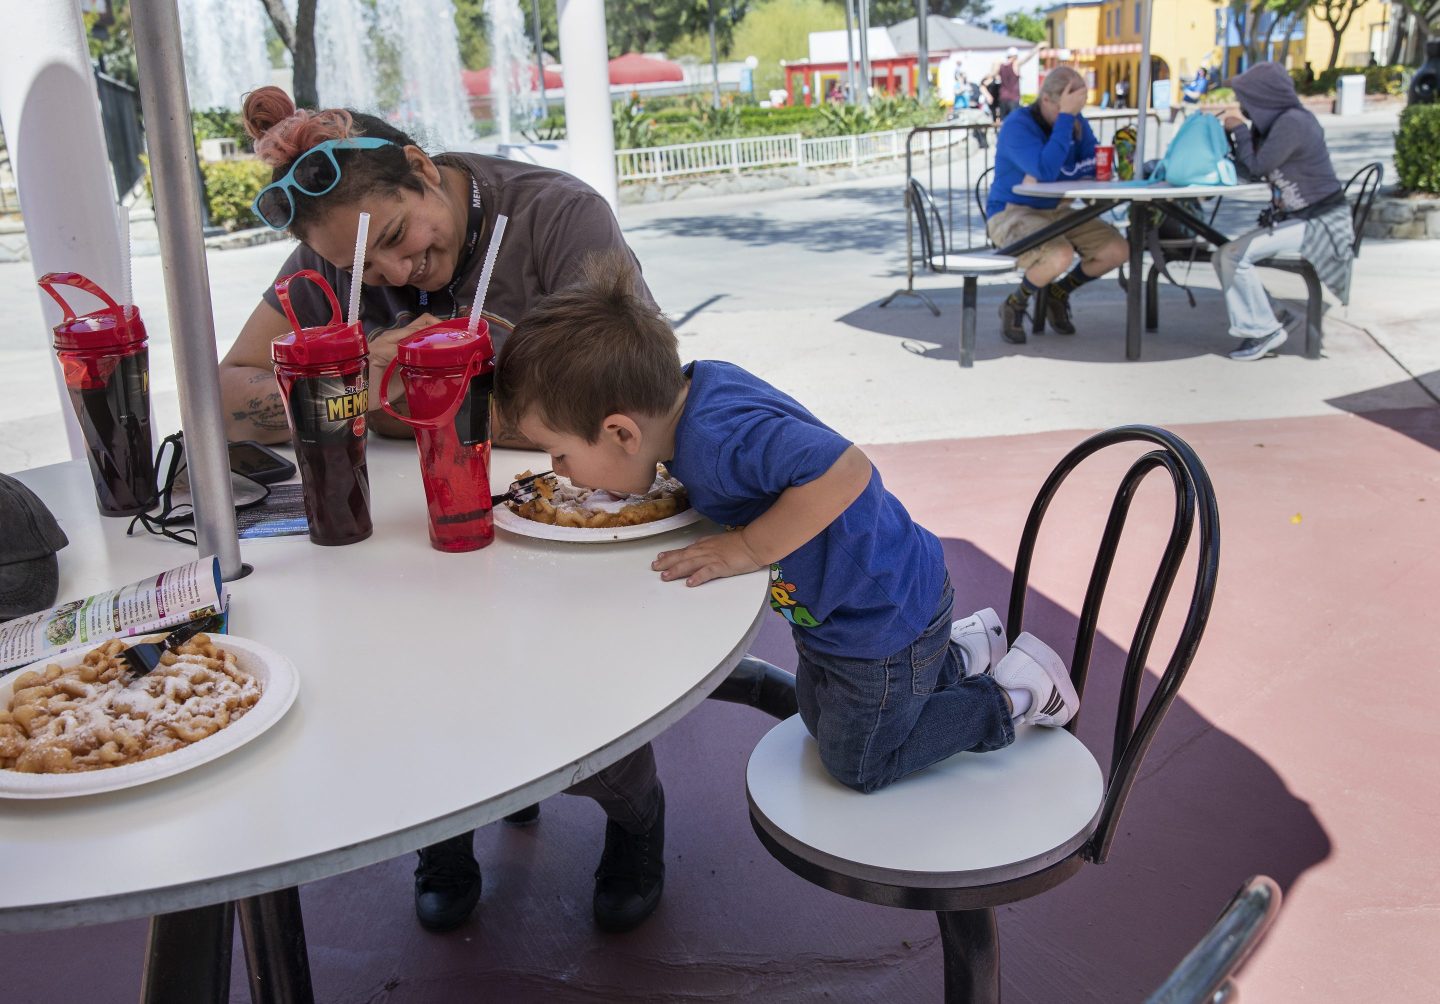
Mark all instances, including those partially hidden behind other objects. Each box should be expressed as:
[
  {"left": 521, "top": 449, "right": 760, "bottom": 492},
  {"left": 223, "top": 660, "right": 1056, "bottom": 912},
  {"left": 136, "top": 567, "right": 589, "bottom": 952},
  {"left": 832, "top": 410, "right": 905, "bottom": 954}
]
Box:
[
  {"left": 593, "top": 785, "right": 665, "bottom": 933},
  {"left": 1043, "top": 287, "right": 1077, "bottom": 334},
  {"left": 999, "top": 293, "right": 1029, "bottom": 344},
  {"left": 503, "top": 804, "right": 540, "bottom": 826},
  {"left": 414, "top": 831, "right": 481, "bottom": 932}
]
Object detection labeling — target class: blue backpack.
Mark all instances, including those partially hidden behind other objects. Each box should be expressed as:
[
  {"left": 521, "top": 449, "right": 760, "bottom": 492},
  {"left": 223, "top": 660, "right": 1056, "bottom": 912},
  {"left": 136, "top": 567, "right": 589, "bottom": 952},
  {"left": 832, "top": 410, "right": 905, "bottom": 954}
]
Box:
[{"left": 1150, "top": 113, "right": 1237, "bottom": 186}]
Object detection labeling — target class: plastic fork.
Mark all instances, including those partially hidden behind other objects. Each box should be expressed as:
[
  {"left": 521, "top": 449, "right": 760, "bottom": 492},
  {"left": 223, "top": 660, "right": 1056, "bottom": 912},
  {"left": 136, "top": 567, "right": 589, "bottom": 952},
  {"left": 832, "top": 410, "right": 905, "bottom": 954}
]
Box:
[
  {"left": 119, "top": 615, "right": 224, "bottom": 678},
  {"left": 492, "top": 470, "right": 556, "bottom": 507}
]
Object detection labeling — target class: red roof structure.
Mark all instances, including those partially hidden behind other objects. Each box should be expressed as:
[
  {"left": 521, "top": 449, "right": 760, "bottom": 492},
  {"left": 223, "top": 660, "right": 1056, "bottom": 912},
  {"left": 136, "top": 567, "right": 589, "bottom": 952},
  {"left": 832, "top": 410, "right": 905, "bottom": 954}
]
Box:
[
  {"left": 608, "top": 52, "right": 684, "bottom": 85},
  {"left": 462, "top": 65, "right": 562, "bottom": 97}
]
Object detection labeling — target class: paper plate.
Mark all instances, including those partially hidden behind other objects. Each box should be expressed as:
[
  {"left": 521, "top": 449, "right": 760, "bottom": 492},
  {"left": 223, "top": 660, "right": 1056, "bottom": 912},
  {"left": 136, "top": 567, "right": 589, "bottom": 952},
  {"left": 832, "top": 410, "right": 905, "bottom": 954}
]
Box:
[
  {"left": 493, "top": 503, "right": 703, "bottom": 543},
  {"left": 0, "top": 634, "right": 299, "bottom": 799}
]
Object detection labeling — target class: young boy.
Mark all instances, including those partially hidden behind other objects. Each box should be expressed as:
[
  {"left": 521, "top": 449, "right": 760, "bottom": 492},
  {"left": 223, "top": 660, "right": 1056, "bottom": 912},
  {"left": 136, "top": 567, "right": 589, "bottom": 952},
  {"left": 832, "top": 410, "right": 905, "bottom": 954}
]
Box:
[{"left": 496, "top": 255, "right": 1079, "bottom": 793}]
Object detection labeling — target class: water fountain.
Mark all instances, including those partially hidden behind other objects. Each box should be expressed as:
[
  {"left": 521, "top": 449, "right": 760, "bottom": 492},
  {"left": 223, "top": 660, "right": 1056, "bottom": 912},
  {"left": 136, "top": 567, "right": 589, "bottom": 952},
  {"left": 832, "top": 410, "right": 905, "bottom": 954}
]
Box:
[
  {"left": 484, "top": 0, "right": 541, "bottom": 146},
  {"left": 173, "top": 0, "right": 474, "bottom": 149},
  {"left": 177, "top": 0, "right": 272, "bottom": 111}
]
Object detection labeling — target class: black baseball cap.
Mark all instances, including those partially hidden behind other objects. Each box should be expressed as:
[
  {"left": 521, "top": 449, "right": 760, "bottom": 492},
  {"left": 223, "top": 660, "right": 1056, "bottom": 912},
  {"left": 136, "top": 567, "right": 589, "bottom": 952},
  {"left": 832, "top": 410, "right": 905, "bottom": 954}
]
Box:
[{"left": 0, "top": 473, "right": 69, "bottom": 623}]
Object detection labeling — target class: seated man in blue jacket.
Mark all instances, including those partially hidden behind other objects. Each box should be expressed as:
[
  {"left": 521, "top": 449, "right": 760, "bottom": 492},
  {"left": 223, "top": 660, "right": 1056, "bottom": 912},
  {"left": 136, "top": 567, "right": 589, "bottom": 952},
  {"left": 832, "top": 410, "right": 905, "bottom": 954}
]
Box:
[{"left": 986, "top": 67, "right": 1128, "bottom": 343}]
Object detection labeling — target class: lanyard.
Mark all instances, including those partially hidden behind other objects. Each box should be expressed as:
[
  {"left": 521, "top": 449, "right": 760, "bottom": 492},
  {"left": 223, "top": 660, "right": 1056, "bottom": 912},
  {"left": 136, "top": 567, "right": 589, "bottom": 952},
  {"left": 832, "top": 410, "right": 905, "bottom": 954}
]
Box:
[{"left": 417, "top": 166, "right": 485, "bottom": 320}]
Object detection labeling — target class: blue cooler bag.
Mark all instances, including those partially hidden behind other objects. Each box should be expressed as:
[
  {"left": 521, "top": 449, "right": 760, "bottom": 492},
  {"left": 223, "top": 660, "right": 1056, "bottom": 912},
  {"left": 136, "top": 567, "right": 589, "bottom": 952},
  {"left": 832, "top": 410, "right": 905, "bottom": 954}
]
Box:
[{"left": 1151, "top": 114, "right": 1237, "bottom": 186}]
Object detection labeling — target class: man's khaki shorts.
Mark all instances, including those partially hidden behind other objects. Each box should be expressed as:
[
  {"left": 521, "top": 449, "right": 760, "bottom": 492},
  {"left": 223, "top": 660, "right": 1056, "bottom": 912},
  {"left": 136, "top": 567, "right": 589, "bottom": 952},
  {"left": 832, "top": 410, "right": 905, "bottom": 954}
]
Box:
[{"left": 987, "top": 204, "right": 1123, "bottom": 271}]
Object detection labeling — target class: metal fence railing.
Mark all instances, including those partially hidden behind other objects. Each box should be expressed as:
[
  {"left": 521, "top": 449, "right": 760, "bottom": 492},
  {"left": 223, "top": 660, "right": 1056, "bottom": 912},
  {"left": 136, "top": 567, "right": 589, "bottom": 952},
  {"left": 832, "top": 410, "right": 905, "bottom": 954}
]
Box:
[{"left": 615, "top": 126, "right": 968, "bottom": 183}]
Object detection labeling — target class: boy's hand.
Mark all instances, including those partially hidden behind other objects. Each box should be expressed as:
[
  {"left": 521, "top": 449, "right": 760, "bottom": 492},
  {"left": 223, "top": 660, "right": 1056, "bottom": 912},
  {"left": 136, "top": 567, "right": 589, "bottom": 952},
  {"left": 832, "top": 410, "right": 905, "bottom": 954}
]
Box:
[{"left": 653, "top": 532, "right": 767, "bottom": 587}]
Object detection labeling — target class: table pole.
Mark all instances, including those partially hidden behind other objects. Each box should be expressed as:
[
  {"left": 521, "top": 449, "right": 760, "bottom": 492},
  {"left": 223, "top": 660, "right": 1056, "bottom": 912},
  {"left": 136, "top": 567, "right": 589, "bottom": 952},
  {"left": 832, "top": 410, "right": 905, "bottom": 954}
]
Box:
[
  {"left": 140, "top": 902, "right": 234, "bottom": 1004},
  {"left": 1126, "top": 205, "right": 1146, "bottom": 360},
  {"left": 237, "top": 887, "right": 316, "bottom": 1004}
]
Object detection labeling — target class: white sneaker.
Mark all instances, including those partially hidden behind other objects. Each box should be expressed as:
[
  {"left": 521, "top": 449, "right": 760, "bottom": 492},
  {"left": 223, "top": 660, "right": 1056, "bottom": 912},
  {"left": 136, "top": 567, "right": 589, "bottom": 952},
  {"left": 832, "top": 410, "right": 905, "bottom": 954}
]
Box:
[
  {"left": 950, "top": 607, "right": 1007, "bottom": 678},
  {"left": 991, "top": 632, "right": 1079, "bottom": 728},
  {"left": 1227, "top": 327, "right": 1287, "bottom": 361}
]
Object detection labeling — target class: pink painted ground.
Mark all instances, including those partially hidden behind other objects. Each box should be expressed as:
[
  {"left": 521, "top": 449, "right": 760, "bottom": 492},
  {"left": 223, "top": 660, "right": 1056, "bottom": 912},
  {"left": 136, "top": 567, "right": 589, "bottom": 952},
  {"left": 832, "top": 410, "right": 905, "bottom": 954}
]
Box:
[{"left": 5, "top": 408, "right": 1438, "bottom": 1002}]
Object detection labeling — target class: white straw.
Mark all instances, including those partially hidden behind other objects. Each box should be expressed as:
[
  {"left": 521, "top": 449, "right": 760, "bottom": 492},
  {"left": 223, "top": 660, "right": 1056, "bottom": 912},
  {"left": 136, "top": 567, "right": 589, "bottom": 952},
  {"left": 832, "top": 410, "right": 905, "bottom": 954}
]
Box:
[
  {"left": 348, "top": 211, "right": 370, "bottom": 327},
  {"left": 116, "top": 201, "right": 133, "bottom": 311},
  {"left": 468, "top": 214, "right": 508, "bottom": 337}
]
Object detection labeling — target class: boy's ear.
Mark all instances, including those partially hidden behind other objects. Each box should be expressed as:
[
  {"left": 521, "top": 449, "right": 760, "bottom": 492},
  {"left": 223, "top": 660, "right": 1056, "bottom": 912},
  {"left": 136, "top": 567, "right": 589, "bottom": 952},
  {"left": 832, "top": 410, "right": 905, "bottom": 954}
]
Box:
[{"left": 601, "top": 414, "right": 643, "bottom": 455}]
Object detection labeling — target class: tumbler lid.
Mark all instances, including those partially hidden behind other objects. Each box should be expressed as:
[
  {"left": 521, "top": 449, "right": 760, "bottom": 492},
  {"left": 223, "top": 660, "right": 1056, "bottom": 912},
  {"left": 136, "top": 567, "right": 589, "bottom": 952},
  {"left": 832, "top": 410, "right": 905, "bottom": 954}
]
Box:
[
  {"left": 39, "top": 272, "right": 147, "bottom": 352},
  {"left": 396, "top": 319, "right": 494, "bottom": 370},
  {"left": 270, "top": 322, "right": 367, "bottom": 366},
  {"left": 270, "top": 268, "right": 367, "bottom": 366}
]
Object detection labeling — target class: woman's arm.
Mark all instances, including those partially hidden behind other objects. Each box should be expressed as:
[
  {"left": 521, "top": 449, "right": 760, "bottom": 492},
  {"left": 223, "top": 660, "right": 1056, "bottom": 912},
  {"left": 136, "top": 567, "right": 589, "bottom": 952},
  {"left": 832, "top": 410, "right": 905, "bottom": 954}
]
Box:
[
  {"left": 651, "top": 445, "right": 873, "bottom": 587},
  {"left": 219, "top": 301, "right": 294, "bottom": 444}
]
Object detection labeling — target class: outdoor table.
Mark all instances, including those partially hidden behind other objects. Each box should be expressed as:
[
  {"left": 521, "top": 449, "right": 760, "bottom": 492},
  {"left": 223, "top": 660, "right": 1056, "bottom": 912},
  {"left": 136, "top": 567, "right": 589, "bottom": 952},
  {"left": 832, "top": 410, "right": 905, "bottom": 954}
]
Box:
[
  {"left": 1008, "top": 180, "right": 1270, "bottom": 360},
  {"left": 0, "top": 438, "right": 769, "bottom": 1002}
]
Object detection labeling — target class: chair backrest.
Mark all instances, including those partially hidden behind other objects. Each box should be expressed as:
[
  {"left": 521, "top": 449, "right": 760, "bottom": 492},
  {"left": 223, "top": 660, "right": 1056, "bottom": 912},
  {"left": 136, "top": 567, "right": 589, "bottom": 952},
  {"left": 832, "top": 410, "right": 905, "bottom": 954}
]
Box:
[
  {"left": 908, "top": 177, "right": 947, "bottom": 269},
  {"left": 975, "top": 165, "right": 994, "bottom": 224},
  {"left": 1005, "top": 425, "right": 1220, "bottom": 865},
  {"left": 1343, "top": 161, "right": 1383, "bottom": 257}
]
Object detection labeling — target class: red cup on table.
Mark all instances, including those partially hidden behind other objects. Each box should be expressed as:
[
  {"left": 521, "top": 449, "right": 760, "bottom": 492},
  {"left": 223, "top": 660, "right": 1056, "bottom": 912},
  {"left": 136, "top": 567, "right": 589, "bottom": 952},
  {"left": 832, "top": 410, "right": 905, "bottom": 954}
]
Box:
[
  {"left": 39, "top": 272, "right": 158, "bottom": 516},
  {"left": 271, "top": 269, "right": 374, "bottom": 547},
  {"left": 1095, "top": 145, "right": 1115, "bottom": 182},
  {"left": 380, "top": 319, "right": 495, "bottom": 553}
]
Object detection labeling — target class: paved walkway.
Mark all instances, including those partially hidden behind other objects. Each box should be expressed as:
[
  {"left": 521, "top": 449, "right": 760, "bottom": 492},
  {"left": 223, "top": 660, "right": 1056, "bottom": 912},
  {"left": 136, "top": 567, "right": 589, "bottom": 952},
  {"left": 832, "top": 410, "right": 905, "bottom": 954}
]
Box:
[{"left": 4, "top": 108, "right": 1438, "bottom": 1001}]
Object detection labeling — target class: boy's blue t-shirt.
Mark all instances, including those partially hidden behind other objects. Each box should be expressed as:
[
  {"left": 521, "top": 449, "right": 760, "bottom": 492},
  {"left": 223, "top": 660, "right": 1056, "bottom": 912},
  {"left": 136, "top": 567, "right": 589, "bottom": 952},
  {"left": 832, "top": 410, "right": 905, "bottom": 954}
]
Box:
[
  {"left": 668, "top": 360, "right": 945, "bottom": 660},
  {"left": 987, "top": 106, "right": 1098, "bottom": 217}
]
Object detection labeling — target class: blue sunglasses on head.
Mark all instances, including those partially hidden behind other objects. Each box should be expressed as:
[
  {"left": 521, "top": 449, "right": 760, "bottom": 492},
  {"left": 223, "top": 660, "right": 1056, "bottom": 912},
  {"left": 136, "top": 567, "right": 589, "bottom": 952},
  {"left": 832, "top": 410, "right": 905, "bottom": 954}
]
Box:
[{"left": 253, "top": 137, "right": 396, "bottom": 230}]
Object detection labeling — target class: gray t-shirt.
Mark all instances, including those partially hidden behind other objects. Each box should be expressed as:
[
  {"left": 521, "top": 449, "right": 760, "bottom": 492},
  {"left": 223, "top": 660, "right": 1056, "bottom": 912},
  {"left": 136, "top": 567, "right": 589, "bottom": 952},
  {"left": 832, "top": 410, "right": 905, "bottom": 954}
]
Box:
[{"left": 261, "top": 152, "right": 648, "bottom": 346}]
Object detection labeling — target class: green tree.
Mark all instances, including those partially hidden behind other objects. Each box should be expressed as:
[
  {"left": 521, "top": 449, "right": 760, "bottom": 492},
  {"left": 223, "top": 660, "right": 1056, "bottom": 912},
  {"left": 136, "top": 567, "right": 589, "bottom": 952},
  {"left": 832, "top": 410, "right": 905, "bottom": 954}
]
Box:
[
  {"left": 604, "top": 1, "right": 750, "bottom": 57},
  {"left": 258, "top": 0, "right": 318, "bottom": 108},
  {"left": 453, "top": 0, "right": 561, "bottom": 71},
  {"left": 731, "top": 0, "right": 847, "bottom": 95},
  {"left": 1003, "top": 8, "right": 1046, "bottom": 43},
  {"left": 1313, "top": 0, "right": 1367, "bottom": 70},
  {"left": 84, "top": 0, "right": 137, "bottom": 85},
  {"left": 869, "top": 1, "right": 992, "bottom": 26}
]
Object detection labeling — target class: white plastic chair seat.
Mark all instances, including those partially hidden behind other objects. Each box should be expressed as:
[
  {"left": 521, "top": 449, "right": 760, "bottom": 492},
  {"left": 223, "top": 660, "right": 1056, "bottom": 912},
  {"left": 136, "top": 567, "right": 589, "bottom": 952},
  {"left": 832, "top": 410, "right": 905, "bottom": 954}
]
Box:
[
  {"left": 931, "top": 251, "right": 1015, "bottom": 274},
  {"left": 747, "top": 715, "right": 1103, "bottom": 891}
]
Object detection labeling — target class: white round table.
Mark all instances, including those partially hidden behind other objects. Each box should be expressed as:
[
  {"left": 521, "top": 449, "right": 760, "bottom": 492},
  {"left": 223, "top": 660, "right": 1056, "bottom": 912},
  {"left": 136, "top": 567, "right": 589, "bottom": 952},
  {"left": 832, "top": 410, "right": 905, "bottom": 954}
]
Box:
[{"left": 0, "top": 440, "right": 768, "bottom": 939}]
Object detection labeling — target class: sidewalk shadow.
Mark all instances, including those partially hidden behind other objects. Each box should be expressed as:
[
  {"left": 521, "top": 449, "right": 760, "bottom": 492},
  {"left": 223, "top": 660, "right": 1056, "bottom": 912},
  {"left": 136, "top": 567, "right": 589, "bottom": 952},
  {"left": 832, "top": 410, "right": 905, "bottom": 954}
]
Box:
[
  {"left": 1322, "top": 392, "right": 1440, "bottom": 453},
  {"left": 843, "top": 283, "right": 1237, "bottom": 364}
]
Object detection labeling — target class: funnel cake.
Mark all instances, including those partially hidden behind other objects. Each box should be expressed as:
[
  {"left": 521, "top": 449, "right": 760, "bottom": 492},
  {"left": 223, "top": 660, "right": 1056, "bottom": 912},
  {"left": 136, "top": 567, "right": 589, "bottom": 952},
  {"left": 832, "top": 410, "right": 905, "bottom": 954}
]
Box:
[
  {"left": 509, "top": 465, "right": 689, "bottom": 529},
  {"left": 0, "top": 635, "right": 262, "bottom": 774}
]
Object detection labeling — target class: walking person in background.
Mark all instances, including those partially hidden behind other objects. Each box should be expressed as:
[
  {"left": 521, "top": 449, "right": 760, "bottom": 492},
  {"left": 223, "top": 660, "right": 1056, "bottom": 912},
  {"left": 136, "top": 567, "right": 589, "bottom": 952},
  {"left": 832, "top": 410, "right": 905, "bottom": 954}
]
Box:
[
  {"left": 985, "top": 72, "right": 1002, "bottom": 121},
  {"left": 995, "top": 46, "right": 1032, "bottom": 119},
  {"left": 1218, "top": 62, "right": 1354, "bottom": 361}
]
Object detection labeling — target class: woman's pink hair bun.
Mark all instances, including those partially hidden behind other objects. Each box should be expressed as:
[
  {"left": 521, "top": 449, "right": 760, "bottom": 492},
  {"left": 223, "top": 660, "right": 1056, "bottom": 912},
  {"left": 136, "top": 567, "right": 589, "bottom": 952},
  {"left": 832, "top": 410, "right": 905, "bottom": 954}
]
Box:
[{"left": 242, "top": 86, "right": 355, "bottom": 167}]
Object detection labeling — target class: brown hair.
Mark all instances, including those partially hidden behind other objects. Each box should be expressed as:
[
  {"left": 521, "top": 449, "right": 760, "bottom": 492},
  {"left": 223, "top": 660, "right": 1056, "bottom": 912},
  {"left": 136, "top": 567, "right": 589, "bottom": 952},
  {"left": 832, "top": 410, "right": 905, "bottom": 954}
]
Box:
[
  {"left": 496, "top": 252, "right": 684, "bottom": 442},
  {"left": 241, "top": 85, "right": 427, "bottom": 238}
]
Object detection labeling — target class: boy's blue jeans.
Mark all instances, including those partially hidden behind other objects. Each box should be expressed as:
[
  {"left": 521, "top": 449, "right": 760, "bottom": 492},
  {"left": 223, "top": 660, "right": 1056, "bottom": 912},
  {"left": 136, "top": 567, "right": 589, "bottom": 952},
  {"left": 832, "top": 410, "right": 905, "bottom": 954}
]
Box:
[{"left": 794, "top": 576, "right": 1015, "bottom": 794}]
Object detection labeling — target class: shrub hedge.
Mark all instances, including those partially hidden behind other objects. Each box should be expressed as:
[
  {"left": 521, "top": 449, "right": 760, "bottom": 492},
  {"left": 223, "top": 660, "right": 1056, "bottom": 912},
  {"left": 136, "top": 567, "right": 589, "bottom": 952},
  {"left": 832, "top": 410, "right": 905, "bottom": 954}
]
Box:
[
  {"left": 200, "top": 159, "right": 272, "bottom": 230},
  {"left": 1291, "top": 64, "right": 1407, "bottom": 96},
  {"left": 1395, "top": 104, "right": 1440, "bottom": 194}
]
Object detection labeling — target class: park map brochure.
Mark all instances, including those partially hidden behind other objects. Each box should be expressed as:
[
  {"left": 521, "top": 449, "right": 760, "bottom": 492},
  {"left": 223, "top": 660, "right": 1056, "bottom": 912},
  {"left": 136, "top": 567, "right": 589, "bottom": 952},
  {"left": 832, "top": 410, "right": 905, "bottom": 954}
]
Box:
[{"left": 0, "top": 557, "right": 228, "bottom": 674}]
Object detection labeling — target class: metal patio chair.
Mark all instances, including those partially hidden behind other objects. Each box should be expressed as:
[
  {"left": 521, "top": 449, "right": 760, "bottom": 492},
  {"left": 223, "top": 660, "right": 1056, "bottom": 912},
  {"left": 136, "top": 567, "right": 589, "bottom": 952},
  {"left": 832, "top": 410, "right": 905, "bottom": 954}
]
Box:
[{"left": 745, "top": 425, "right": 1221, "bottom": 1002}]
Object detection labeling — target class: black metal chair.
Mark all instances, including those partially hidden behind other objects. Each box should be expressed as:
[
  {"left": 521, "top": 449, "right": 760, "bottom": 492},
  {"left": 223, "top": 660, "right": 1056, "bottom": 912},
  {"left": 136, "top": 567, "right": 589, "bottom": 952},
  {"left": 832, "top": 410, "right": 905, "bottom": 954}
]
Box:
[
  {"left": 1145, "top": 875, "right": 1281, "bottom": 1004},
  {"left": 746, "top": 425, "right": 1221, "bottom": 1002},
  {"left": 1146, "top": 162, "right": 1384, "bottom": 359},
  {"left": 880, "top": 177, "right": 1015, "bottom": 367},
  {"left": 976, "top": 165, "right": 1055, "bottom": 336}
]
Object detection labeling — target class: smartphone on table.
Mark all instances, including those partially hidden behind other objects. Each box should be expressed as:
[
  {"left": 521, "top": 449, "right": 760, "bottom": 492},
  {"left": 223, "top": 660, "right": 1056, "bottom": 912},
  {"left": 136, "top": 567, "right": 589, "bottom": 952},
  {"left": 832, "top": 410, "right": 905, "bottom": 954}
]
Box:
[{"left": 227, "top": 440, "right": 296, "bottom": 485}]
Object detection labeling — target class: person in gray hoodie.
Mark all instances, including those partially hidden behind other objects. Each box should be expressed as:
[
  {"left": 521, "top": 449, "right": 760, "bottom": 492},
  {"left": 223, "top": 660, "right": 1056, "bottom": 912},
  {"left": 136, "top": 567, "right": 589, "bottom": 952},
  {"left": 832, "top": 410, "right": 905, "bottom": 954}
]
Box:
[{"left": 1218, "top": 62, "right": 1354, "bottom": 361}]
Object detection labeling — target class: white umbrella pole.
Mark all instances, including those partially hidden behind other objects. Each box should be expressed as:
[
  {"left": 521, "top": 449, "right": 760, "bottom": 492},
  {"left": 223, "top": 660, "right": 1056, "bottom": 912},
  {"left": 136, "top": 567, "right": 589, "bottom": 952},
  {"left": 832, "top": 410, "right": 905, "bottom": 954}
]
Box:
[
  {"left": 128, "top": 0, "right": 242, "bottom": 580},
  {"left": 1135, "top": 0, "right": 1154, "bottom": 179}
]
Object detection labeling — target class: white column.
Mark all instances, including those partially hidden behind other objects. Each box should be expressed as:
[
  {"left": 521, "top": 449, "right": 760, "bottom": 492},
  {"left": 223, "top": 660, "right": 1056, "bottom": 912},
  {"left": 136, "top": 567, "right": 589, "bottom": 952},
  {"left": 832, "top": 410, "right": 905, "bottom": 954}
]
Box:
[
  {"left": 0, "top": 0, "right": 125, "bottom": 460},
  {"left": 557, "top": 0, "right": 618, "bottom": 211}
]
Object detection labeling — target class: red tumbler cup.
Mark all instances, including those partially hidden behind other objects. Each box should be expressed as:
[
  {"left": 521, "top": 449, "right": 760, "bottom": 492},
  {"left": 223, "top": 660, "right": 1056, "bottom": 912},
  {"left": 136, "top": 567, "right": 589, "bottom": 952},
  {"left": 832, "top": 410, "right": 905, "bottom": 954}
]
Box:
[
  {"left": 39, "top": 272, "right": 157, "bottom": 516},
  {"left": 271, "top": 269, "right": 373, "bottom": 546},
  {"left": 380, "top": 319, "right": 494, "bottom": 553},
  {"left": 1095, "top": 145, "right": 1115, "bottom": 182}
]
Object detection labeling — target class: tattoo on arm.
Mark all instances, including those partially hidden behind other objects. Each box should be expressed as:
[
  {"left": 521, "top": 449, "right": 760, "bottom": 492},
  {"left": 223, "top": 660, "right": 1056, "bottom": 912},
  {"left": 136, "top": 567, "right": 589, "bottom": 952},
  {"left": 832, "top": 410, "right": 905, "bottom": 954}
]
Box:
[{"left": 233, "top": 394, "right": 290, "bottom": 433}]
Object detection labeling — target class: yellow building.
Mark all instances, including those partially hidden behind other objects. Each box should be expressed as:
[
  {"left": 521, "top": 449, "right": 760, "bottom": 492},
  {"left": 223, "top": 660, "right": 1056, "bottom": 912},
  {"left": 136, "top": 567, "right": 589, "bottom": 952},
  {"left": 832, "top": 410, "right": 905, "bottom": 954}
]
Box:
[
  {"left": 1074, "top": 0, "right": 1397, "bottom": 109},
  {"left": 1042, "top": 1, "right": 1103, "bottom": 101}
]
